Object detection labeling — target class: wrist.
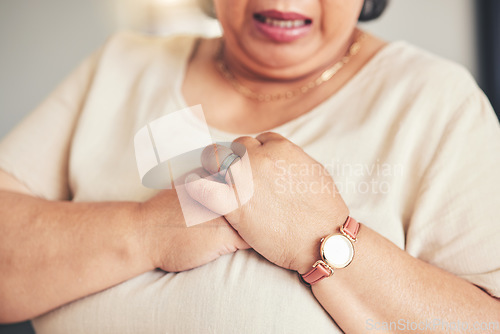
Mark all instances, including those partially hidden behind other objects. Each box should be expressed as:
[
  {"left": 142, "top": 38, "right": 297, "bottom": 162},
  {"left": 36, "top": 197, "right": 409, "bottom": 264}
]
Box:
[
  {"left": 296, "top": 213, "right": 353, "bottom": 277},
  {"left": 134, "top": 201, "right": 160, "bottom": 270},
  {"left": 135, "top": 190, "right": 183, "bottom": 270},
  {"left": 294, "top": 214, "right": 349, "bottom": 275},
  {"left": 295, "top": 248, "right": 322, "bottom": 275}
]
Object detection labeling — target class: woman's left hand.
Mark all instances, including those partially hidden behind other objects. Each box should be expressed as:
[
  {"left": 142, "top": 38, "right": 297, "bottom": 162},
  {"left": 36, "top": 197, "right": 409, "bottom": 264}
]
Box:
[{"left": 185, "top": 132, "right": 350, "bottom": 274}]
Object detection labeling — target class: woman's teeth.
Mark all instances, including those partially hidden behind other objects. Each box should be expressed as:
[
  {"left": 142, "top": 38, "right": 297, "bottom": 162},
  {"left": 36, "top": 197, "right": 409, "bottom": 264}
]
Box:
[
  {"left": 254, "top": 14, "right": 311, "bottom": 28},
  {"left": 265, "top": 18, "right": 307, "bottom": 28}
]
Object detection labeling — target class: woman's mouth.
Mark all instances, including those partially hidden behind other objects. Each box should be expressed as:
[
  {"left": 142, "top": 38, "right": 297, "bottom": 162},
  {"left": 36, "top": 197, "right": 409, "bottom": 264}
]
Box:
[{"left": 252, "top": 10, "right": 313, "bottom": 43}]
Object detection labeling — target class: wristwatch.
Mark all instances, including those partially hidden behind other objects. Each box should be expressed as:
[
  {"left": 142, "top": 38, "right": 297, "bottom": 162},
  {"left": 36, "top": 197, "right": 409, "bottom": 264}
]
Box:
[{"left": 300, "top": 216, "right": 360, "bottom": 285}]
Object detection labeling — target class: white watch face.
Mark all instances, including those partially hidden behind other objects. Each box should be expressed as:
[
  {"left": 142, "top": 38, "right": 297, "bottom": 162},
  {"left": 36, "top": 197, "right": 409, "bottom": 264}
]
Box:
[{"left": 322, "top": 234, "right": 354, "bottom": 269}]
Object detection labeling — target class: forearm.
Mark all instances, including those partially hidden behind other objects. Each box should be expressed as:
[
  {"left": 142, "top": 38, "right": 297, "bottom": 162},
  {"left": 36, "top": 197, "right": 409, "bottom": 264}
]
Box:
[
  {"left": 306, "top": 224, "right": 500, "bottom": 333},
  {"left": 0, "top": 190, "right": 153, "bottom": 323}
]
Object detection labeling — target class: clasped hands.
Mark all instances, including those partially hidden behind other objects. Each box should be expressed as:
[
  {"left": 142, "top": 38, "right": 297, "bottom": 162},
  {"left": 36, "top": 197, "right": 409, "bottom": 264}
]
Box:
[{"left": 140, "top": 132, "right": 349, "bottom": 275}]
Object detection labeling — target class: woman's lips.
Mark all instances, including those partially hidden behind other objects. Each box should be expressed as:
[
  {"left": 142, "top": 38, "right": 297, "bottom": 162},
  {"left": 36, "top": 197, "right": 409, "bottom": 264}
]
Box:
[{"left": 252, "top": 10, "right": 313, "bottom": 43}]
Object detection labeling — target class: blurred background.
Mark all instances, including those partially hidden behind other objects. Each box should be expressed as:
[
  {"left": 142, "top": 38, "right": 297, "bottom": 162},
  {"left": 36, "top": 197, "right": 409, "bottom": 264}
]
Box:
[{"left": 0, "top": 0, "right": 498, "bottom": 332}]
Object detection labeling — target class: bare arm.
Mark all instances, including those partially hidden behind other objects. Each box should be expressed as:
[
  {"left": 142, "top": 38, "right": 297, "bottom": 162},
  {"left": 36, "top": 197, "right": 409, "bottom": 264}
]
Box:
[
  {"left": 0, "top": 169, "right": 248, "bottom": 323},
  {"left": 185, "top": 134, "right": 500, "bottom": 334},
  {"left": 304, "top": 224, "right": 500, "bottom": 333},
  {"left": 0, "top": 169, "right": 150, "bottom": 323}
]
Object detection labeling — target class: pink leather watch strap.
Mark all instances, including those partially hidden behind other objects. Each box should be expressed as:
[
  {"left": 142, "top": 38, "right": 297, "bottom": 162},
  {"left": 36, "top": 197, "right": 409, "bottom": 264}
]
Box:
[
  {"left": 301, "top": 261, "right": 332, "bottom": 285},
  {"left": 342, "top": 216, "right": 360, "bottom": 241}
]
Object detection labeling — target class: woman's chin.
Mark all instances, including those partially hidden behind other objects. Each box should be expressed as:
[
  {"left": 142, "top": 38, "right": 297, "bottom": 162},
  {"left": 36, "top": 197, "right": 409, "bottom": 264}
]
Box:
[{"left": 242, "top": 41, "right": 321, "bottom": 74}]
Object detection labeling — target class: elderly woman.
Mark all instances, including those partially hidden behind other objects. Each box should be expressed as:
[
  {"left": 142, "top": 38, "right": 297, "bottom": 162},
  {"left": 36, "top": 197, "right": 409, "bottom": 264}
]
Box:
[{"left": 0, "top": 0, "right": 499, "bottom": 333}]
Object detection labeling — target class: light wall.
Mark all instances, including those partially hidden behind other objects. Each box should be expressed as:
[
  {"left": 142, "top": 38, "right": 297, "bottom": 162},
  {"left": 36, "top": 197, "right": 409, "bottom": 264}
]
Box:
[
  {"left": 0, "top": 0, "right": 114, "bottom": 139},
  {"left": 361, "top": 0, "right": 478, "bottom": 78},
  {"left": 0, "top": 0, "right": 479, "bottom": 139}
]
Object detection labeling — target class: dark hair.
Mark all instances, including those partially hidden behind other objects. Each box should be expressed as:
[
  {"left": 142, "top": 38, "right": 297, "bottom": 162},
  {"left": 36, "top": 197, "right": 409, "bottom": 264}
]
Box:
[{"left": 359, "top": 0, "right": 389, "bottom": 21}]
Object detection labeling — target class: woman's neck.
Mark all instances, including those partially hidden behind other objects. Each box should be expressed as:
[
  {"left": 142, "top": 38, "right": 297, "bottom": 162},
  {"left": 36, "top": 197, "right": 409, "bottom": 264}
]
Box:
[
  {"left": 182, "top": 30, "right": 388, "bottom": 134},
  {"left": 216, "top": 28, "right": 360, "bottom": 93}
]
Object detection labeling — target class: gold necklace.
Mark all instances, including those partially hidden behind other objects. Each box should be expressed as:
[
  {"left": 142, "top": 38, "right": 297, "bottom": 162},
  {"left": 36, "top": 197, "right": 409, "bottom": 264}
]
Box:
[{"left": 216, "top": 32, "right": 366, "bottom": 102}]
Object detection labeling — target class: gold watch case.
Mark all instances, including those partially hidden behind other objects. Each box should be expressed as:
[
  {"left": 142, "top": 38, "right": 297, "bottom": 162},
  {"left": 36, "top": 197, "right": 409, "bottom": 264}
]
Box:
[{"left": 320, "top": 233, "right": 355, "bottom": 269}]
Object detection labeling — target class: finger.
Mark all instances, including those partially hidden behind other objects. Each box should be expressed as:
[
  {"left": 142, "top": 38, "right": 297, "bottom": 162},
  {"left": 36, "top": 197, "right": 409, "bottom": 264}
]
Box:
[
  {"left": 224, "top": 156, "right": 254, "bottom": 205},
  {"left": 229, "top": 141, "right": 247, "bottom": 159},
  {"left": 200, "top": 144, "right": 243, "bottom": 186},
  {"left": 216, "top": 230, "right": 251, "bottom": 256},
  {"left": 236, "top": 237, "right": 251, "bottom": 250},
  {"left": 255, "top": 132, "right": 287, "bottom": 144},
  {"left": 201, "top": 144, "right": 234, "bottom": 175},
  {"left": 184, "top": 173, "right": 239, "bottom": 215},
  {"left": 225, "top": 227, "right": 251, "bottom": 250},
  {"left": 233, "top": 135, "right": 262, "bottom": 148}
]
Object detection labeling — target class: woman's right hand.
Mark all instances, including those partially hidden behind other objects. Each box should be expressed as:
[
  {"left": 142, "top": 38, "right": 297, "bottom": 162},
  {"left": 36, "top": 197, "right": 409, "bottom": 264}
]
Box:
[{"left": 138, "top": 179, "right": 250, "bottom": 273}]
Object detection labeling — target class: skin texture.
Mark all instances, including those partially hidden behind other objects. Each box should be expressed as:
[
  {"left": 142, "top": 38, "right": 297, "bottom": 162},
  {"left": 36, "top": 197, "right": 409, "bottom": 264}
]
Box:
[
  {"left": 185, "top": 133, "right": 500, "bottom": 333},
  {"left": 0, "top": 170, "right": 248, "bottom": 322},
  {"left": 185, "top": 133, "right": 350, "bottom": 272},
  {"left": 0, "top": 0, "right": 499, "bottom": 331}
]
